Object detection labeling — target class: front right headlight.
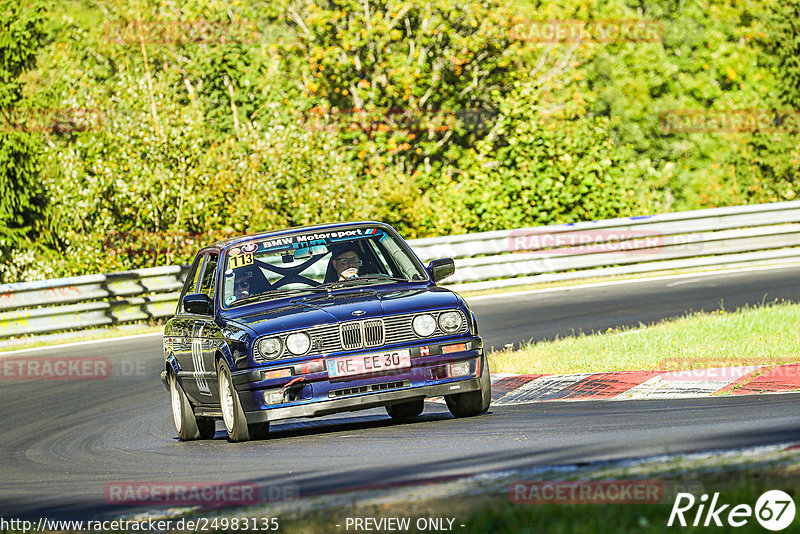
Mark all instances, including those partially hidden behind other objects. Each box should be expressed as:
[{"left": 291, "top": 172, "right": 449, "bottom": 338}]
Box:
[
  {"left": 257, "top": 337, "right": 282, "bottom": 360},
  {"left": 286, "top": 332, "right": 311, "bottom": 355}
]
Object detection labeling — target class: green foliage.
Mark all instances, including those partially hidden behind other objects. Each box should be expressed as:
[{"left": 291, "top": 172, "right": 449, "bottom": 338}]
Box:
[
  {"left": 3, "top": 0, "right": 798, "bottom": 281},
  {"left": 0, "top": 0, "right": 46, "bottom": 106},
  {"left": 284, "top": 0, "right": 513, "bottom": 113},
  {"left": 721, "top": 0, "right": 800, "bottom": 206},
  {"left": 0, "top": 0, "right": 49, "bottom": 283},
  {"left": 282, "top": 0, "right": 517, "bottom": 178},
  {"left": 766, "top": 0, "right": 800, "bottom": 109},
  {"left": 546, "top": 0, "right": 776, "bottom": 210},
  {"left": 730, "top": 133, "right": 799, "bottom": 203},
  {"left": 422, "top": 81, "right": 649, "bottom": 234}
]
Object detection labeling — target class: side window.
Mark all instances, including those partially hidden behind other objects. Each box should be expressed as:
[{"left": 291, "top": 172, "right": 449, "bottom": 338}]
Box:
[
  {"left": 363, "top": 240, "right": 392, "bottom": 276},
  {"left": 178, "top": 254, "right": 205, "bottom": 314},
  {"left": 379, "top": 235, "right": 425, "bottom": 280},
  {"left": 198, "top": 253, "right": 219, "bottom": 299}
]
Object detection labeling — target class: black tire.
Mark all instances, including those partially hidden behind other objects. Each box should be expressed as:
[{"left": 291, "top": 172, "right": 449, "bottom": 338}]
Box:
[
  {"left": 169, "top": 373, "right": 213, "bottom": 441},
  {"left": 248, "top": 421, "right": 270, "bottom": 440},
  {"left": 217, "top": 359, "right": 269, "bottom": 442},
  {"left": 386, "top": 399, "right": 424, "bottom": 420},
  {"left": 196, "top": 418, "right": 217, "bottom": 439},
  {"left": 445, "top": 354, "right": 492, "bottom": 418}
]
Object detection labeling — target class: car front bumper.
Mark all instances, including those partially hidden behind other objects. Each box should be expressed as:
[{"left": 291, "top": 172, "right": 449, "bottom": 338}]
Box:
[
  {"left": 160, "top": 336, "right": 485, "bottom": 423},
  {"left": 240, "top": 335, "right": 484, "bottom": 423},
  {"left": 243, "top": 375, "right": 480, "bottom": 423}
]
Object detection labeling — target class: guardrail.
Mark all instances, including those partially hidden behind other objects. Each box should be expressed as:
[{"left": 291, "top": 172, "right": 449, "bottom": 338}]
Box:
[
  {"left": 419, "top": 200, "right": 800, "bottom": 292},
  {"left": 0, "top": 266, "right": 189, "bottom": 338},
  {"left": 2, "top": 201, "right": 799, "bottom": 338}
]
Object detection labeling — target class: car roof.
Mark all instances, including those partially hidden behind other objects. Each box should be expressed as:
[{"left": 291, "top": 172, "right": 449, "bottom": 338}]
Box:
[{"left": 203, "top": 221, "right": 391, "bottom": 252}]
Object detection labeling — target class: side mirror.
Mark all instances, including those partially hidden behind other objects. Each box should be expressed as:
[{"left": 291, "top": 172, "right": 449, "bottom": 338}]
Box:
[
  {"left": 183, "top": 293, "right": 213, "bottom": 315},
  {"left": 427, "top": 258, "right": 455, "bottom": 283}
]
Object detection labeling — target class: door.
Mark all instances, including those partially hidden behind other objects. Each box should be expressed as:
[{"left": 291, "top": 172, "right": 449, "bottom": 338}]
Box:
[
  {"left": 170, "top": 254, "right": 203, "bottom": 398},
  {"left": 184, "top": 252, "right": 221, "bottom": 404}
]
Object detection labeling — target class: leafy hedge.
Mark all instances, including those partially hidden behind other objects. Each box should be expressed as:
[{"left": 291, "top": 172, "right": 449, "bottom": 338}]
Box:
[{"left": 1, "top": 0, "right": 798, "bottom": 281}]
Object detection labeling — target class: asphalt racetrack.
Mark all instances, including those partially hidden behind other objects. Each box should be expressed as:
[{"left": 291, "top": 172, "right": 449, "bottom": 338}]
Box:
[{"left": 2, "top": 265, "right": 799, "bottom": 520}]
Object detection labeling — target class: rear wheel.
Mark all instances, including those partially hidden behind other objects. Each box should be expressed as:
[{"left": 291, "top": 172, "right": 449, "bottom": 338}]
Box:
[
  {"left": 386, "top": 399, "right": 424, "bottom": 420},
  {"left": 169, "top": 373, "right": 214, "bottom": 440},
  {"left": 445, "top": 354, "right": 492, "bottom": 418},
  {"left": 217, "top": 359, "right": 269, "bottom": 442}
]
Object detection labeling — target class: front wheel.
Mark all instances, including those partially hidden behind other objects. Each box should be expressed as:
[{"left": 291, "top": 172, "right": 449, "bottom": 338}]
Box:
[
  {"left": 217, "top": 359, "right": 269, "bottom": 442},
  {"left": 169, "top": 373, "right": 215, "bottom": 440},
  {"left": 445, "top": 354, "right": 492, "bottom": 418}
]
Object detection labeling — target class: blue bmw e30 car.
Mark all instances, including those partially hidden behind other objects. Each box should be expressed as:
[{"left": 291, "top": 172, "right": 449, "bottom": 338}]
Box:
[{"left": 160, "top": 221, "right": 490, "bottom": 441}]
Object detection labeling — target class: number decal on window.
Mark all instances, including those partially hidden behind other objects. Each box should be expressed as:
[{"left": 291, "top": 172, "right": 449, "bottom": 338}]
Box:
[{"left": 229, "top": 252, "right": 254, "bottom": 270}]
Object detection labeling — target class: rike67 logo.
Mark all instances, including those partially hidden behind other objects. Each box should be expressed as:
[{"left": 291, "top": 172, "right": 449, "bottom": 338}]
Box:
[{"left": 668, "top": 490, "right": 796, "bottom": 531}]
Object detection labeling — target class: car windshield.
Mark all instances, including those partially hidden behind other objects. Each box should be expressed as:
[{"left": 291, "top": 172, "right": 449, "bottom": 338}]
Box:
[{"left": 221, "top": 226, "right": 427, "bottom": 307}]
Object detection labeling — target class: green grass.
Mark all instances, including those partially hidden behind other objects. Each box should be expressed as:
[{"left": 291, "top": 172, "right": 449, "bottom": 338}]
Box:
[
  {"left": 242, "top": 463, "right": 800, "bottom": 534},
  {"left": 488, "top": 301, "right": 800, "bottom": 375},
  {"left": 460, "top": 469, "right": 800, "bottom": 533}
]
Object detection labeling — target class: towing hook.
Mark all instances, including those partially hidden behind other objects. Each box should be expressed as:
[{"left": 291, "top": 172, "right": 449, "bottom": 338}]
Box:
[{"left": 281, "top": 376, "right": 305, "bottom": 401}]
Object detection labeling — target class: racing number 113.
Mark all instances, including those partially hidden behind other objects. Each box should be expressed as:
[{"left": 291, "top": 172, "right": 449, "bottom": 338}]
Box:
[{"left": 229, "top": 253, "right": 254, "bottom": 270}]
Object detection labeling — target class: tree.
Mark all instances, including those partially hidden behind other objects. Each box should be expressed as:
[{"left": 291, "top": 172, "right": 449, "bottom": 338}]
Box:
[
  {"left": 726, "top": 0, "right": 800, "bottom": 205},
  {"left": 766, "top": 0, "right": 800, "bottom": 109},
  {"left": 0, "top": 0, "right": 49, "bottom": 282},
  {"left": 281, "top": 0, "right": 516, "bottom": 177},
  {"left": 422, "top": 74, "right": 649, "bottom": 234}
]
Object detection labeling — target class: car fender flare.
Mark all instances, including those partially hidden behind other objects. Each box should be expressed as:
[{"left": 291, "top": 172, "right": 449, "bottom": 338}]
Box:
[
  {"left": 470, "top": 310, "right": 479, "bottom": 336},
  {"left": 215, "top": 342, "right": 236, "bottom": 375},
  {"left": 452, "top": 293, "right": 479, "bottom": 336}
]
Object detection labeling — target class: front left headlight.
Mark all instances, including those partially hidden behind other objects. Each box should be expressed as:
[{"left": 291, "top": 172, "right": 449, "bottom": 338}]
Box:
[
  {"left": 286, "top": 332, "right": 311, "bottom": 355},
  {"left": 257, "top": 337, "right": 282, "bottom": 360},
  {"left": 439, "top": 311, "right": 462, "bottom": 333},
  {"left": 412, "top": 314, "right": 437, "bottom": 337}
]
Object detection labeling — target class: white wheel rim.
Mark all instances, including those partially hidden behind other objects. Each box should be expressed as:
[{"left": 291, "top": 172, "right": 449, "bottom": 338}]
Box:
[
  {"left": 170, "top": 375, "right": 182, "bottom": 432},
  {"left": 220, "top": 369, "right": 235, "bottom": 433}
]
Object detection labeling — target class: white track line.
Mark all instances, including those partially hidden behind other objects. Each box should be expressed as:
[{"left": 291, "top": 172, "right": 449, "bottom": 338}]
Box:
[
  {"left": 465, "top": 263, "right": 799, "bottom": 302},
  {"left": 0, "top": 332, "right": 162, "bottom": 356}
]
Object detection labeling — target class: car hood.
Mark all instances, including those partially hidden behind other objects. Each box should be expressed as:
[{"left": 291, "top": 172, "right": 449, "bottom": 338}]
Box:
[{"left": 220, "top": 285, "right": 460, "bottom": 337}]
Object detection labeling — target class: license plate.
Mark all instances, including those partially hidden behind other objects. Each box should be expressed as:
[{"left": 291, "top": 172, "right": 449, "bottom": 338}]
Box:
[{"left": 326, "top": 349, "right": 411, "bottom": 378}]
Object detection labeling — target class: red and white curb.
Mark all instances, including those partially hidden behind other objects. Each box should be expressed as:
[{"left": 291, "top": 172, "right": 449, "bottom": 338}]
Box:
[{"left": 478, "top": 364, "right": 800, "bottom": 405}]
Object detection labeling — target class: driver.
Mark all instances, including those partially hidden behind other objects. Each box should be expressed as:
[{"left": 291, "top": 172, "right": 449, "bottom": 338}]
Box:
[
  {"left": 331, "top": 247, "right": 362, "bottom": 281},
  {"left": 233, "top": 269, "right": 254, "bottom": 299}
]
